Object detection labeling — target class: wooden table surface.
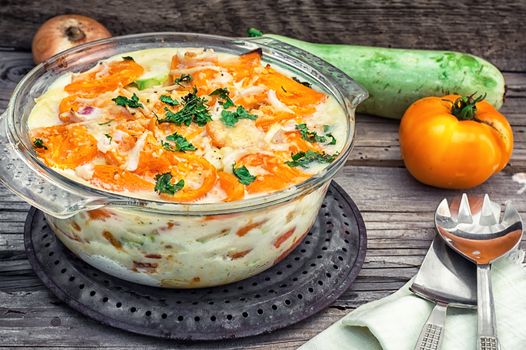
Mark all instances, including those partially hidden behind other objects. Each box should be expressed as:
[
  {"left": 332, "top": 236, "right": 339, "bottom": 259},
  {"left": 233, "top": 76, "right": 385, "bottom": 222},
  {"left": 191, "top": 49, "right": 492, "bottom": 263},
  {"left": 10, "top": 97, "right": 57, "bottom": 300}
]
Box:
[{"left": 0, "top": 1, "right": 525, "bottom": 348}]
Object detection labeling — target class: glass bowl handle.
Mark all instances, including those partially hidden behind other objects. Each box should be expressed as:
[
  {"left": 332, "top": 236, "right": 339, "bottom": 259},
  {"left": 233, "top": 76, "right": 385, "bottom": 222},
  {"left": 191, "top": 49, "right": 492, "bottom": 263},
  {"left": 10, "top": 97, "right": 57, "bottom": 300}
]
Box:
[{"left": 0, "top": 112, "right": 107, "bottom": 219}]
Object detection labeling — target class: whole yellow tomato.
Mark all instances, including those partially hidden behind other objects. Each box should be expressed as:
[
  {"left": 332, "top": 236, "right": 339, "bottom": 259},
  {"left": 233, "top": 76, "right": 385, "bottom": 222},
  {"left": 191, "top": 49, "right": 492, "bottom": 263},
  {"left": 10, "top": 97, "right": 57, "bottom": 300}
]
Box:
[{"left": 399, "top": 94, "right": 513, "bottom": 189}]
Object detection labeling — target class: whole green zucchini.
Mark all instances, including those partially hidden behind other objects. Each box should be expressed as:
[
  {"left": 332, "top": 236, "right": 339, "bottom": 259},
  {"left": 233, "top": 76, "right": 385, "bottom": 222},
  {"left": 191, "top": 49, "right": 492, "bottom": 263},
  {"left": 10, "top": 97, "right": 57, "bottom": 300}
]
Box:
[{"left": 261, "top": 33, "right": 505, "bottom": 119}]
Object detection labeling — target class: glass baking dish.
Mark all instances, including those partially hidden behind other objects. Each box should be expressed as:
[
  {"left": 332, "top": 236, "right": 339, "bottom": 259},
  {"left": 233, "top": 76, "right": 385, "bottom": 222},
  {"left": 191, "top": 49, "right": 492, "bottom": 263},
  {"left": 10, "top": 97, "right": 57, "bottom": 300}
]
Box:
[{"left": 0, "top": 33, "right": 367, "bottom": 287}]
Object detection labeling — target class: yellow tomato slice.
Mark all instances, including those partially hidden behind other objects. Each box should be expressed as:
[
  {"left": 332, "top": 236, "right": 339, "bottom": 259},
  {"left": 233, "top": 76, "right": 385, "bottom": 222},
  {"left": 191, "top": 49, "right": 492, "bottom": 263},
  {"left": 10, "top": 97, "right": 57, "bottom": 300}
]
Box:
[
  {"left": 65, "top": 60, "right": 144, "bottom": 95},
  {"left": 159, "top": 153, "right": 218, "bottom": 202},
  {"left": 91, "top": 165, "right": 153, "bottom": 192},
  {"left": 218, "top": 171, "right": 245, "bottom": 202},
  {"left": 257, "top": 66, "right": 326, "bottom": 106},
  {"left": 238, "top": 154, "right": 307, "bottom": 194},
  {"left": 32, "top": 125, "right": 98, "bottom": 169}
]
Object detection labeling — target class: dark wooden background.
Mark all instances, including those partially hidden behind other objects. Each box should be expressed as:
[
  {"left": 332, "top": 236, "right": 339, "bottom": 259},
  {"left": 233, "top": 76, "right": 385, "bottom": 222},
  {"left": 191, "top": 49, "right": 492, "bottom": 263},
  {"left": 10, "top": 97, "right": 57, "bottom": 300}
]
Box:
[
  {"left": 1, "top": 0, "right": 525, "bottom": 71},
  {"left": 1, "top": 0, "right": 525, "bottom": 348}
]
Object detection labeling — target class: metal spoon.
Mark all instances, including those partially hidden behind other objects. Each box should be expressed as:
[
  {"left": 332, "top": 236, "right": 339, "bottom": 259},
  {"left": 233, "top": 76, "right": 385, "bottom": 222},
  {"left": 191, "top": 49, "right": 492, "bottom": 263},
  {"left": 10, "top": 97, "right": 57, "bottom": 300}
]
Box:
[{"left": 435, "top": 194, "right": 523, "bottom": 350}]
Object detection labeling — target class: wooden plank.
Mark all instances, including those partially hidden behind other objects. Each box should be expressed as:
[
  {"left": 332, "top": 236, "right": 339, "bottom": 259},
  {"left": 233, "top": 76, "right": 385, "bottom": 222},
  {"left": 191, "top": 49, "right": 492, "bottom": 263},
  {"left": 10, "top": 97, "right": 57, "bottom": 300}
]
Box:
[
  {"left": 0, "top": 287, "right": 308, "bottom": 349},
  {"left": 0, "top": 50, "right": 33, "bottom": 109},
  {"left": 0, "top": 0, "right": 525, "bottom": 71},
  {"left": 0, "top": 286, "right": 392, "bottom": 349}
]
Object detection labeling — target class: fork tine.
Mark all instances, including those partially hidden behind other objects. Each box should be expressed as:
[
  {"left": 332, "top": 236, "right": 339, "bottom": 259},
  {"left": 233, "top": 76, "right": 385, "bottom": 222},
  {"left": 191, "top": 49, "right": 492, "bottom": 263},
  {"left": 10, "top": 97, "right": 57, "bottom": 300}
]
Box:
[
  {"left": 436, "top": 198, "right": 452, "bottom": 218},
  {"left": 479, "top": 194, "right": 498, "bottom": 226},
  {"left": 457, "top": 193, "right": 473, "bottom": 224},
  {"left": 502, "top": 200, "right": 520, "bottom": 225}
]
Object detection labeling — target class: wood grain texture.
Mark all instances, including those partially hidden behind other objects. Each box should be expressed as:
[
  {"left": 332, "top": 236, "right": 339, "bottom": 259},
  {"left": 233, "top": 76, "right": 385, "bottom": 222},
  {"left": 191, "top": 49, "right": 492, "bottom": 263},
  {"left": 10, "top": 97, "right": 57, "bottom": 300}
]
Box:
[
  {"left": 0, "top": 0, "right": 525, "bottom": 71},
  {"left": 1, "top": 4, "right": 526, "bottom": 345}
]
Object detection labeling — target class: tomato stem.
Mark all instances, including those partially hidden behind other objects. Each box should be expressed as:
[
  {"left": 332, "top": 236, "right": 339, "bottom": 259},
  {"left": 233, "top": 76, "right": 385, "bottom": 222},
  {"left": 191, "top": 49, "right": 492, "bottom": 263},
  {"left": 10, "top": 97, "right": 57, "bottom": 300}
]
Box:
[{"left": 449, "top": 93, "right": 486, "bottom": 121}]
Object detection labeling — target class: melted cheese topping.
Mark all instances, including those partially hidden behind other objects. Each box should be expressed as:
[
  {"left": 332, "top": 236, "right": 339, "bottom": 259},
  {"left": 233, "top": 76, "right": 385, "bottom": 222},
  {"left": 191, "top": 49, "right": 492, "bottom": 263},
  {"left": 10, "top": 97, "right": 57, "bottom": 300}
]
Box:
[{"left": 28, "top": 48, "right": 347, "bottom": 203}]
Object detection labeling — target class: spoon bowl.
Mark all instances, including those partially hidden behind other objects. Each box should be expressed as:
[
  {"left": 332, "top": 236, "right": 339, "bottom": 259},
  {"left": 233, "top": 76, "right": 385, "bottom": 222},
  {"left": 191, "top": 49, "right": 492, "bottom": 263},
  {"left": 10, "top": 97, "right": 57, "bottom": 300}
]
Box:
[
  {"left": 435, "top": 194, "right": 522, "bottom": 264},
  {"left": 435, "top": 193, "right": 523, "bottom": 350}
]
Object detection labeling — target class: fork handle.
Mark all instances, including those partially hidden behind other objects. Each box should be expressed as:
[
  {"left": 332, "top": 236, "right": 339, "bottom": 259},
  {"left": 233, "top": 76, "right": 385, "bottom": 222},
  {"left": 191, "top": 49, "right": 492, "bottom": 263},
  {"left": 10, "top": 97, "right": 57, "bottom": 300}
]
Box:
[
  {"left": 477, "top": 264, "right": 500, "bottom": 350},
  {"left": 414, "top": 302, "right": 447, "bottom": 350}
]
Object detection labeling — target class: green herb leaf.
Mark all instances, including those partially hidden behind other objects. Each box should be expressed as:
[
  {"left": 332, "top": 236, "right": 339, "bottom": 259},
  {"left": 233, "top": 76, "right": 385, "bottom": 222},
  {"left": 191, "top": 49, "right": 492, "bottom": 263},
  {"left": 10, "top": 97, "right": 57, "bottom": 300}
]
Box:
[
  {"left": 104, "top": 133, "right": 112, "bottom": 143},
  {"left": 161, "top": 132, "right": 197, "bottom": 152},
  {"left": 247, "top": 28, "right": 263, "bottom": 37},
  {"left": 220, "top": 106, "right": 257, "bottom": 127},
  {"left": 112, "top": 93, "right": 143, "bottom": 108},
  {"left": 219, "top": 110, "right": 239, "bottom": 127},
  {"left": 122, "top": 56, "right": 134, "bottom": 61},
  {"left": 160, "top": 95, "right": 179, "bottom": 106},
  {"left": 325, "top": 133, "right": 336, "bottom": 145},
  {"left": 154, "top": 173, "right": 185, "bottom": 195},
  {"left": 285, "top": 150, "right": 337, "bottom": 168},
  {"left": 292, "top": 77, "right": 312, "bottom": 88},
  {"left": 33, "top": 138, "right": 47, "bottom": 150},
  {"left": 236, "top": 106, "right": 257, "bottom": 120},
  {"left": 174, "top": 74, "right": 193, "bottom": 86},
  {"left": 232, "top": 164, "right": 256, "bottom": 185},
  {"left": 161, "top": 107, "right": 189, "bottom": 125},
  {"left": 295, "top": 123, "right": 336, "bottom": 145},
  {"left": 157, "top": 87, "right": 212, "bottom": 127},
  {"left": 209, "top": 88, "right": 235, "bottom": 109},
  {"left": 296, "top": 123, "right": 325, "bottom": 143}
]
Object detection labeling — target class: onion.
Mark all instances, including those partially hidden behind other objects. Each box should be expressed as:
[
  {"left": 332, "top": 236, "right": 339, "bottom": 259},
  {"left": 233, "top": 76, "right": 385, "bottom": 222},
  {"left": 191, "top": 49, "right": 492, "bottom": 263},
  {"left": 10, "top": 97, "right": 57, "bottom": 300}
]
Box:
[
  {"left": 32, "top": 15, "right": 111, "bottom": 64},
  {"left": 77, "top": 106, "right": 94, "bottom": 115}
]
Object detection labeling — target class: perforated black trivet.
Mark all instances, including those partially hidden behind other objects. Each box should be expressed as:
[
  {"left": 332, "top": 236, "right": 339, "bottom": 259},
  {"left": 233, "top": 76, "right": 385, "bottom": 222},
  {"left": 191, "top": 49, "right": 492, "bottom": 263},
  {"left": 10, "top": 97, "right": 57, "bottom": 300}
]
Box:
[{"left": 24, "top": 181, "right": 366, "bottom": 340}]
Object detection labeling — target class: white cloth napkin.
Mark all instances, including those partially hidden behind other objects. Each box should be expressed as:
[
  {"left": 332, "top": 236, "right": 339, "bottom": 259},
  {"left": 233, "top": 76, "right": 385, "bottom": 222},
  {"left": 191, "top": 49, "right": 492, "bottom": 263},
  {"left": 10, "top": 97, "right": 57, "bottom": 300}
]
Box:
[{"left": 299, "top": 250, "right": 526, "bottom": 350}]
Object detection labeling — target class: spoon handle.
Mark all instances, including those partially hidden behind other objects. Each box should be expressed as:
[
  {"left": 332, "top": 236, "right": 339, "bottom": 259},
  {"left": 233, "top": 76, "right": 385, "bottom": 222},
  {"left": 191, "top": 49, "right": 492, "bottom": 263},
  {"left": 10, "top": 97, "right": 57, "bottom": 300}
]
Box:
[
  {"left": 477, "top": 264, "right": 500, "bottom": 350},
  {"left": 414, "top": 302, "right": 447, "bottom": 350}
]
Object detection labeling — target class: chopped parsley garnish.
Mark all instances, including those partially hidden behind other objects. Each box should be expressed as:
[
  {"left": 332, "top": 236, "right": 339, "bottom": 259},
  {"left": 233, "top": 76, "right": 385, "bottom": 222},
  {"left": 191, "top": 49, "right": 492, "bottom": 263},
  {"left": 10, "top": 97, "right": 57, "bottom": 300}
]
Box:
[
  {"left": 220, "top": 106, "right": 257, "bottom": 127},
  {"left": 296, "top": 123, "right": 336, "bottom": 145},
  {"left": 160, "top": 95, "right": 179, "bottom": 106},
  {"left": 174, "top": 74, "right": 192, "bottom": 86},
  {"left": 209, "top": 88, "right": 235, "bottom": 109},
  {"left": 161, "top": 132, "right": 197, "bottom": 152},
  {"left": 292, "top": 77, "right": 312, "bottom": 88},
  {"left": 285, "top": 150, "right": 337, "bottom": 168},
  {"left": 122, "top": 56, "right": 134, "bottom": 61},
  {"left": 326, "top": 133, "right": 337, "bottom": 145},
  {"left": 112, "top": 93, "right": 143, "bottom": 109},
  {"left": 154, "top": 173, "right": 185, "bottom": 195},
  {"left": 157, "top": 87, "right": 212, "bottom": 127},
  {"left": 104, "top": 133, "right": 112, "bottom": 142},
  {"left": 322, "top": 125, "right": 336, "bottom": 144},
  {"left": 33, "top": 138, "right": 47, "bottom": 150},
  {"left": 232, "top": 164, "right": 256, "bottom": 185},
  {"left": 296, "top": 123, "right": 325, "bottom": 143}
]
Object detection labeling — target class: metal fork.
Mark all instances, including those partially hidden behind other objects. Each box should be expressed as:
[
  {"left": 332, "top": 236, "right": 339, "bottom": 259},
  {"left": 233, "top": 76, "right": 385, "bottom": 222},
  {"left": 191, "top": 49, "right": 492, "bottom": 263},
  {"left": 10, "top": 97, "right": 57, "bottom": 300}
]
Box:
[{"left": 435, "top": 194, "right": 523, "bottom": 350}]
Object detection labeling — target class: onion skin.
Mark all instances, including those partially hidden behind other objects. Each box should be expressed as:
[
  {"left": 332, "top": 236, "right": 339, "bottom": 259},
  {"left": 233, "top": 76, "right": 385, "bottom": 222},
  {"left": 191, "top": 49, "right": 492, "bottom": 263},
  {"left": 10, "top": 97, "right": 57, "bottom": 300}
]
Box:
[{"left": 32, "top": 15, "right": 111, "bottom": 64}]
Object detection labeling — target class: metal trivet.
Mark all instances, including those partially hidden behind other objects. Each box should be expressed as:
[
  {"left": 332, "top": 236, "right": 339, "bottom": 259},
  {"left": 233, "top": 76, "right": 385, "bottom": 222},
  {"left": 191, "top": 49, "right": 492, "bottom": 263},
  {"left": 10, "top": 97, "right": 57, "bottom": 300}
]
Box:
[{"left": 24, "top": 181, "right": 366, "bottom": 340}]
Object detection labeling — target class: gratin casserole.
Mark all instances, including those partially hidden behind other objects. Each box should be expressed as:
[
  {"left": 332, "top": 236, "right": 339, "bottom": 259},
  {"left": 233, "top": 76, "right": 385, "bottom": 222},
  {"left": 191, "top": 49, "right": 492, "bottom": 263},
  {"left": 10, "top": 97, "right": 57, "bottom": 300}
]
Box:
[{"left": 0, "top": 33, "right": 366, "bottom": 287}]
